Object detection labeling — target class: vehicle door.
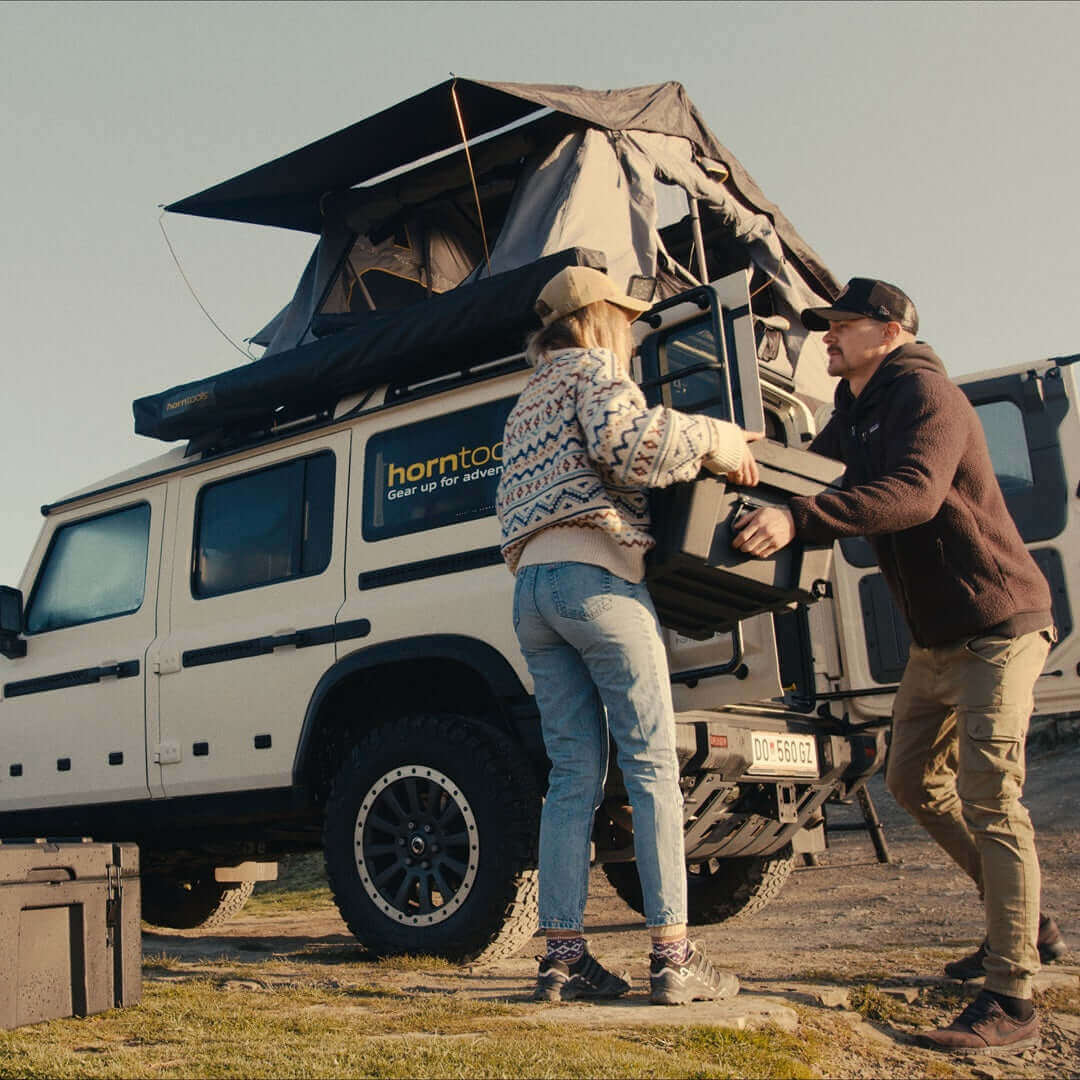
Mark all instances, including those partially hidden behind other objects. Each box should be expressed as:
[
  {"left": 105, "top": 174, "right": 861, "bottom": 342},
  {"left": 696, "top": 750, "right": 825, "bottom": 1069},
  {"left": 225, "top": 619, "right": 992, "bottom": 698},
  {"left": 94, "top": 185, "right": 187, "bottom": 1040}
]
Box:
[
  {"left": 635, "top": 269, "right": 793, "bottom": 709},
  {"left": 153, "top": 432, "right": 349, "bottom": 798},
  {"left": 0, "top": 486, "right": 166, "bottom": 810},
  {"left": 830, "top": 357, "right": 1080, "bottom": 723}
]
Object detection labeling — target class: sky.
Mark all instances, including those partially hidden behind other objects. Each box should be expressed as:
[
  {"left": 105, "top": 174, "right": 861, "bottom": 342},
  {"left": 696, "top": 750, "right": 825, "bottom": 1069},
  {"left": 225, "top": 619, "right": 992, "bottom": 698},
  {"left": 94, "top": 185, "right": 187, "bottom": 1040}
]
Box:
[{"left": 1, "top": 0, "right": 1078, "bottom": 586}]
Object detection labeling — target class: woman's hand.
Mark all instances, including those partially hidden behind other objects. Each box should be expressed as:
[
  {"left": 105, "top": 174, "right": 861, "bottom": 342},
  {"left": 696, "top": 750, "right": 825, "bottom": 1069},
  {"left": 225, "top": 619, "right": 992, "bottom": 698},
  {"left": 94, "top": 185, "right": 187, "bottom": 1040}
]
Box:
[
  {"left": 726, "top": 441, "right": 760, "bottom": 487},
  {"left": 706, "top": 429, "right": 763, "bottom": 487}
]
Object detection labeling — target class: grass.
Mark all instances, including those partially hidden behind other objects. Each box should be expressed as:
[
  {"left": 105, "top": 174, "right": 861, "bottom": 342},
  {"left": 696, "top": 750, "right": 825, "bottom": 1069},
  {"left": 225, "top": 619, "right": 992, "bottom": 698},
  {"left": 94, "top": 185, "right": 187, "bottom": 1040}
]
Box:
[
  {"left": 847, "top": 984, "right": 919, "bottom": 1025},
  {"left": 246, "top": 853, "right": 334, "bottom": 916},
  {"left": 0, "top": 977, "right": 816, "bottom": 1079},
  {"left": 13, "top": 853, "right": 1074, "bottom": 1078}
]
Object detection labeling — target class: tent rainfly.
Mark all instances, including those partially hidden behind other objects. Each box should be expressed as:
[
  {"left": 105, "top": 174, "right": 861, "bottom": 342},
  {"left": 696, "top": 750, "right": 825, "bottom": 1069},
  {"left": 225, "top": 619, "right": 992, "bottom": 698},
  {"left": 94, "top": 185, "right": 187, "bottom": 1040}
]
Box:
[{"left": 136, "top": 78, "right": 840, "bottom": 444}]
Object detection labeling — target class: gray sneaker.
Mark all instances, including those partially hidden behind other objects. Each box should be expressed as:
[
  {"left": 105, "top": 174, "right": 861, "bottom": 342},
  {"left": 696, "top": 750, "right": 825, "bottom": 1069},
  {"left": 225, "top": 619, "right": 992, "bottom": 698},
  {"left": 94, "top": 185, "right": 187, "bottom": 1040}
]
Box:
[
  {"left": 533, "top": 951, "right": 631, "bottom": 1002},
  {"left": 649, "top": 943, "right": 739, "bottom": 1005}
]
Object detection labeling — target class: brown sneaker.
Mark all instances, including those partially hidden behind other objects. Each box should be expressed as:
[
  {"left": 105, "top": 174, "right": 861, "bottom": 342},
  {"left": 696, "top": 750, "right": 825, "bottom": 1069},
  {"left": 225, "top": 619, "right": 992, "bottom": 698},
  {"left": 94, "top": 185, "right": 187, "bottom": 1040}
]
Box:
[
  {"left": 919, "top": 991, "right": 1040, "bottom": 1054},
  {"left": 944, "top": 914, "right": 1068, "bottom": 980}
]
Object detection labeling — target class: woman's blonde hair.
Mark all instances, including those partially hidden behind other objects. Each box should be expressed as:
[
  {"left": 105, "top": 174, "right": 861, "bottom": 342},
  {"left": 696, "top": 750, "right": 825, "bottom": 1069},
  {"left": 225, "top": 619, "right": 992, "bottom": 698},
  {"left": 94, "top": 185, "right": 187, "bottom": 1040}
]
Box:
[{"left": 525, "top": 300, "right": 634, "bottom": 369}]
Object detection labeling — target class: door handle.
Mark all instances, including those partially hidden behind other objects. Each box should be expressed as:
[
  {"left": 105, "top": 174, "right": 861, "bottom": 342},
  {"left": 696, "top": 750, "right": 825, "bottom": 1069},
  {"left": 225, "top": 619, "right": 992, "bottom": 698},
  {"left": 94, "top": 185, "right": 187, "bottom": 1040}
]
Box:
[{"left": 96, "top": 660, "right": 140, "bottom": 680}]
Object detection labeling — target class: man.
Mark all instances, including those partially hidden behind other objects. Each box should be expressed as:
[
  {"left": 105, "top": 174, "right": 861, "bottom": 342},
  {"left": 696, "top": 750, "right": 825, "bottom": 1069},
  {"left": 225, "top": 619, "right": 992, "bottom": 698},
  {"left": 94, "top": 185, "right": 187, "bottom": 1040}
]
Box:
[{"left": 732, "top": 278, "right": 1066, "bottom": 1052}]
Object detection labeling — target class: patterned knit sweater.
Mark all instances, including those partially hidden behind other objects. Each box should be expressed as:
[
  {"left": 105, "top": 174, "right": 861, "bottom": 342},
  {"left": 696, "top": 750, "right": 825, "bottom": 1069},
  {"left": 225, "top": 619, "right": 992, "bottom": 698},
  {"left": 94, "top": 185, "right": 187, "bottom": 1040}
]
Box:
[{"left": 496, "top": 347, "right": 747, "bottom": 578}]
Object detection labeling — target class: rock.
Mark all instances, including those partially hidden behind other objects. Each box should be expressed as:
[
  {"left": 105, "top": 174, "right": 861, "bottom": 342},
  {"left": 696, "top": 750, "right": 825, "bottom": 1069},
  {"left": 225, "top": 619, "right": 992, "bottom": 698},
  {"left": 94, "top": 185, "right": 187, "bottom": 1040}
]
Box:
[
  {"left": 531, "top": 995, "right": 798, "bottom": 1033},
  {"left": 1033, "top": 968, "right": 1079, "bottom": 991},
  {"left": 849, "top": 1019, "right": 897, "bottom": 1046},
  {"left": 881, "top": 986, "right": 920, "bottom": 1003},
  {"left": 813, "top": 987, "right": 851, "bottom": 1009},
  {"left": 1051, "top": 1012, "right": 1080, "bottom": 1037}
]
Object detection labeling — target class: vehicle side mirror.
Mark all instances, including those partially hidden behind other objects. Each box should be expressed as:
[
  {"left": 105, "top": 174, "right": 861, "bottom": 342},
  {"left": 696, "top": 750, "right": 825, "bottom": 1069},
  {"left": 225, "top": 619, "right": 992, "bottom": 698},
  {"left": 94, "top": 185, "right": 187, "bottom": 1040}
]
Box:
[{"left": 0, "top": 586, "right": 26, "bottom": 659}]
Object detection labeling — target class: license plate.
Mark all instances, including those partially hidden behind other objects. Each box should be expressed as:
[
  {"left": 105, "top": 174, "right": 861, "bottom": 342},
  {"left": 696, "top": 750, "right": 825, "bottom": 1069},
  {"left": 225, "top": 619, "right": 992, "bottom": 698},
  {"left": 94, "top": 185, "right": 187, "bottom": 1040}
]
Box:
[{"left": 747, "top": 731, "right": 818, "bottom": 777}]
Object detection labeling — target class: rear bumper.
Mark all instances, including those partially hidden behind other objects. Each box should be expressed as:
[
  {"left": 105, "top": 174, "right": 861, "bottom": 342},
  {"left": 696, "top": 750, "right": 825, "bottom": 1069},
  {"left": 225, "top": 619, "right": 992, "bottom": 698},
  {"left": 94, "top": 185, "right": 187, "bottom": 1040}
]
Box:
[{"left": 670, "top": 709, "right": 888, "bottom": 861}]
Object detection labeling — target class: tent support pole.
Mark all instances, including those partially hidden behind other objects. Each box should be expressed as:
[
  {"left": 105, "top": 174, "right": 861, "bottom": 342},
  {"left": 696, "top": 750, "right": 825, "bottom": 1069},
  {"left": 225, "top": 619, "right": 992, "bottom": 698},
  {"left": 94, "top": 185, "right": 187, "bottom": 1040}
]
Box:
[
  {"left": 688, "top": 196, "right": 709, "bottom": 284},
  {"left": 450, "top": 80, "right": 493, "bottom": 277}
]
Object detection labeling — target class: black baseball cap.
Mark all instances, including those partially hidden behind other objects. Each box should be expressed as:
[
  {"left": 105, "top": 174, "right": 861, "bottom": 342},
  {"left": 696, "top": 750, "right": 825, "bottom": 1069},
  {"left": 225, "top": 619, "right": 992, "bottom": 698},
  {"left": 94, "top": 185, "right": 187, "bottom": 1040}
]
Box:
[{"left": 801, "top": 278, "right": 919, "bottom": 334}]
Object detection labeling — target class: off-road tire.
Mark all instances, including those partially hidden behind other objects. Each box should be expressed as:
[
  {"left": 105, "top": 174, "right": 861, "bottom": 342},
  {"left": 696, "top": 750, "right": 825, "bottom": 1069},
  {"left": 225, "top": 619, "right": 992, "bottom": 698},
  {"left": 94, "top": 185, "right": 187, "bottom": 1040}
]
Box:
[
  {"left": 602, "top": 845, "right": 795, "bottom": 925},
  {"left": 141, "top": 874, "right": 256, "bottom": 929},
  {"left": 323, "top": 714, "right": 540, "bottom": 962}
]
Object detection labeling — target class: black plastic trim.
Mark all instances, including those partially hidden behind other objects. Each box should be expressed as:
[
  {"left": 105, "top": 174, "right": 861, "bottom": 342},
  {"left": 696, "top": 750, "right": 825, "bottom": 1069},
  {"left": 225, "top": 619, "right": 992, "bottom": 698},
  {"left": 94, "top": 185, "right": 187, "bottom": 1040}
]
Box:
[
  {"left": 358, "top": 547, "right": 504, "bottom": 591},
  {"left": 4, "top": 660, "right": 140, "bottom": 699},
  {"left": 293, "top": 634, "right": 529, "bottom": 784},
  {"left": 0, "top": 786, "right": 313, "bottom": 846},
  {"left": 182, "top": 619, "right": 371, "bottom": 669}
]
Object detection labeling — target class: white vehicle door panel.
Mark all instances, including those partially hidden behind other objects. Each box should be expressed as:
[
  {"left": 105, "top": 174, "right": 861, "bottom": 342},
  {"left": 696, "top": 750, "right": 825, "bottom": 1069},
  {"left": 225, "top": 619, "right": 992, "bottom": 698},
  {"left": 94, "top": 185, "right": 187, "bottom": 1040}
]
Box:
[
  {"left": 154, "top": 432, "right": 349, "bottom": 798},
  {"left": 0, "top": 486, "right": 166, "bottom": 810}
]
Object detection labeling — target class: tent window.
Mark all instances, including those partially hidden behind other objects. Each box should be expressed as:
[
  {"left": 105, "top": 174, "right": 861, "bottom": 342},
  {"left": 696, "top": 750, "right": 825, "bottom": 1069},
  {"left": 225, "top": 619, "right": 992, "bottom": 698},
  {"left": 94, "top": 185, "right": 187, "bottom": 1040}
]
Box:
[{"left": 357, "top": 269, "right": 427, "bottom": 311}]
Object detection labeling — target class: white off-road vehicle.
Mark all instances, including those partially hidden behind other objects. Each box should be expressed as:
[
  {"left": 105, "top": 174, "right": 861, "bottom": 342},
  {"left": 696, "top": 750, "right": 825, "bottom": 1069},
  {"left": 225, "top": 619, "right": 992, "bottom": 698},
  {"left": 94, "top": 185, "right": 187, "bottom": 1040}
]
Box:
[{"left": 2, "top": 80, "right": 1076, "bottom": 959}]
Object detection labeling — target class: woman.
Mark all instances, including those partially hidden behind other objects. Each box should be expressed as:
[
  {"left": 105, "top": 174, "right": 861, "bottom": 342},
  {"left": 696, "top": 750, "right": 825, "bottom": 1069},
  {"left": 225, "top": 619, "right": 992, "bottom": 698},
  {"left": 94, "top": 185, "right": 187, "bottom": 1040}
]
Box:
[{"left": 496, "top": 266, "right": 762, "bottom": 1004}]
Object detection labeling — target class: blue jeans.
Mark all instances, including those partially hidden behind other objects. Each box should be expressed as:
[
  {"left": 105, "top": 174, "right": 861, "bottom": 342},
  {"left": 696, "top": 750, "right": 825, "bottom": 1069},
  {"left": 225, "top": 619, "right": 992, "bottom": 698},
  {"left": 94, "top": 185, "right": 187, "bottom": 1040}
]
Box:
[{"left": 513, "top": 562, "right": 687, "bottom": 931}]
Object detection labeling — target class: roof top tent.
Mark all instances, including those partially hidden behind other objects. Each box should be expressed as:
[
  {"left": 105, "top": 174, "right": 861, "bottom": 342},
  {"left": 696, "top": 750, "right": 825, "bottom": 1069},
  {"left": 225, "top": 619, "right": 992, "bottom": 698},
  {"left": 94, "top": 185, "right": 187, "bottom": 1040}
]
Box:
[{"left": 136, "top": 78, "right": 840, "bottom": 445}]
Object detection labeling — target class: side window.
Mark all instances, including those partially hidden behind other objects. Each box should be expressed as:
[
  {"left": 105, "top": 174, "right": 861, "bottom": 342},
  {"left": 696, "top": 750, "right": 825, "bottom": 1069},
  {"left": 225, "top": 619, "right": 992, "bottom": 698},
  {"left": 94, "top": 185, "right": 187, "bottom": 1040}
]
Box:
[
  {"left": 194, "top": 452, "right": 334, "bottom": 598},
  {"left": 962, "top": 371, "right": 1067, "bottom": 542},
  {"left": 26, "top": 504, "right": 151, "bottom": 633},
  {"left": 363, "top": 398, "right": 513, "bottom": 541},
  {"left": 974, "top": 400, "right": 1034, "bottom": 493}
]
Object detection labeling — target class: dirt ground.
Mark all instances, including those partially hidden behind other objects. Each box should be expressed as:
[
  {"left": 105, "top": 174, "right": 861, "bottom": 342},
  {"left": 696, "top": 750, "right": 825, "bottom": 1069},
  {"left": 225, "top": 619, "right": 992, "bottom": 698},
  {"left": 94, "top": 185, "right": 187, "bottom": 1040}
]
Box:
[{"left": 146, "top": 742, "right": 1080, "bottom": 1078}]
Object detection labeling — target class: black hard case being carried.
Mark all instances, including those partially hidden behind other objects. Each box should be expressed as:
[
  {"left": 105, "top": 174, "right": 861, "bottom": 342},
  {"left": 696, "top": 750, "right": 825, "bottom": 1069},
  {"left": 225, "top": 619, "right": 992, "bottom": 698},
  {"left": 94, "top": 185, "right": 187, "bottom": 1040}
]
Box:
[
  {"left": 0, "top": 839, "right": 141, "bottom": 1029},
  {"left": 647, "top": 440, "right": 844, "bottom": 639}
]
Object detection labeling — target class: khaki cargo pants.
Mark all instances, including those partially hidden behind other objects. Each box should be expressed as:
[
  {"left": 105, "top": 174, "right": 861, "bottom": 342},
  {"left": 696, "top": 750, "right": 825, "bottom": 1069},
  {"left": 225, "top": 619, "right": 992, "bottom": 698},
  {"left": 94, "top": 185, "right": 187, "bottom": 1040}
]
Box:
[{"left": 885, "top": 626, "right": 1053, "bottom": 998}]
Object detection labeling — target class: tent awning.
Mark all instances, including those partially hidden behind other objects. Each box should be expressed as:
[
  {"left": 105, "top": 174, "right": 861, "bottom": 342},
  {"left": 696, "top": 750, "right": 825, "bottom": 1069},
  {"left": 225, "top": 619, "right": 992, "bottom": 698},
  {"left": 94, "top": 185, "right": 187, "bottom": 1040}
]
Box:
[{"left": 164, "top": 78, "right": 837, "bottom": 298}]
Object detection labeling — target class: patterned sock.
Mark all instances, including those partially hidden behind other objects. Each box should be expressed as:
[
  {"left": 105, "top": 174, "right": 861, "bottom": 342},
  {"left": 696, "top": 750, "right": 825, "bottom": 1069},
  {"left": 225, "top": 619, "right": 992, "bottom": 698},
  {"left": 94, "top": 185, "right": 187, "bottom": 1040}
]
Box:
[
  {"left": 546, "top": 936, "right": 586, "bottom": 965},
  {"left": 651, "top": 936, "right": 691, "bottom": 966}
]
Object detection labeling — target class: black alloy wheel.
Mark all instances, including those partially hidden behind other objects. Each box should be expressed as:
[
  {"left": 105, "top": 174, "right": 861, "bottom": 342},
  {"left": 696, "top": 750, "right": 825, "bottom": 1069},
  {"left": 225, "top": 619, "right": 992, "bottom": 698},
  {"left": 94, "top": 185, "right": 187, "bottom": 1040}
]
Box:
[
  {"left": 323, "top": 714, "right": 540, "bottom": 960},
  {"left": 353, "top": 763, "right": 479, "bottom": 928}
]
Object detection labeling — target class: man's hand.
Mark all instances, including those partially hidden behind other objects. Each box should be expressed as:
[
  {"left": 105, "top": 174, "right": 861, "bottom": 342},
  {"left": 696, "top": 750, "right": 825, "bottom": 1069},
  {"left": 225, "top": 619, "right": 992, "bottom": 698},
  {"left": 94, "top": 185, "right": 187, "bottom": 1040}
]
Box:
[{"left": 732, "top": 506, "right": 796, "bottom": 558}]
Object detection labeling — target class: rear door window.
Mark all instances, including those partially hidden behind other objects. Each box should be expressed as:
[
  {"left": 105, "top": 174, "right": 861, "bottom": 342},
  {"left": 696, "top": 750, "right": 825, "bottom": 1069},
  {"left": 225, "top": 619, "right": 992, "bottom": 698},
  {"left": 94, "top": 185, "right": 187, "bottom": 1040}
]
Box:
[
  {"left": 962, "top": 371, "right": 1069, "bottom": 542},
  {"left": 193, "top": 452, "right": 335, "bottom": 597},
  {"left": 363, "top": 397, "right": 514, "bottom": 541}
]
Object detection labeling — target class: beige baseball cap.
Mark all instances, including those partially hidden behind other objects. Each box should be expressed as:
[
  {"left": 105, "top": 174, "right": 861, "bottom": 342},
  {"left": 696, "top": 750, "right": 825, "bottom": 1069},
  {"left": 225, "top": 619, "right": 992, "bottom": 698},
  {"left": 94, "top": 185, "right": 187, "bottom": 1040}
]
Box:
[{"left": 534, "top": 266, "right": 654, "bottom": 327}]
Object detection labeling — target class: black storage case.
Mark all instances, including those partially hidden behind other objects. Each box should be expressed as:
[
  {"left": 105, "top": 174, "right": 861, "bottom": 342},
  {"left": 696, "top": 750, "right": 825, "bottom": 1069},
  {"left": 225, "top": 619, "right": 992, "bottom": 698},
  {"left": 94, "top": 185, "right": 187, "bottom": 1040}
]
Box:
[
  {"left": 647, "top": 440, "right": 843, "bottom": 638},
  {"left": 0, "top": 839, "right": 141, "bottom": 1029}
]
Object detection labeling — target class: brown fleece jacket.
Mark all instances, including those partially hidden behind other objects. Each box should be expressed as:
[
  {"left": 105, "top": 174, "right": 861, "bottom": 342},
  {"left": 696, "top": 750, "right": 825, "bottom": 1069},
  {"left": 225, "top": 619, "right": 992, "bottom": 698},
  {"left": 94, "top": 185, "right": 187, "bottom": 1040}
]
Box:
[{"left": 790, "top": 342, "right": 1051, "bottom": 647}]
